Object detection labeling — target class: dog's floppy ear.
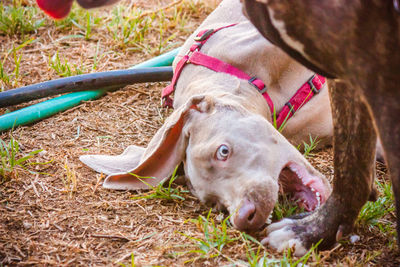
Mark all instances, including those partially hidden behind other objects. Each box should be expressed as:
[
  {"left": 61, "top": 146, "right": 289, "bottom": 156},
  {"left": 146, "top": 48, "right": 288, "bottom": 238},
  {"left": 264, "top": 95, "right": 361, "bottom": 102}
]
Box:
[
  {"left": 102, "top": 95, "right": 212, "bottom": 190},
  {"left": 79, "top": 145, "right": 145, "bottom": 175}
]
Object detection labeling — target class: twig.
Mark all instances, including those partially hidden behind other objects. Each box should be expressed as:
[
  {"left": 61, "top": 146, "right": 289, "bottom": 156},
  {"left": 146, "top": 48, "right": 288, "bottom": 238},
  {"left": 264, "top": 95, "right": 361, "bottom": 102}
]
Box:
[
  {"left": 31, "top": 180, "right": 40, "bottom": 198},
  {"left": 319, "top": 243, "right": 341, "bottom": 263},
  {"left": 12, "top": 245, "right": 26, "bottom": 258},
  {"left": 91, "top": 233, "right": 133, "bottom": 242},
  {"left": 114, "top": 252, "right": 135, "bottom": 264},
  {"left": 137, "top": 0, "right": 184, "bottom": 20}
]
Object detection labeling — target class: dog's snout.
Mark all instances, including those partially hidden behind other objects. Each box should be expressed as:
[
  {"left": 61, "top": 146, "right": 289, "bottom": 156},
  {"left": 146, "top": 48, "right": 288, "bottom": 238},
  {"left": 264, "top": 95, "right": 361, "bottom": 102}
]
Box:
[{"left": 233, "top": 199, "right": 266, "bottom": 231}]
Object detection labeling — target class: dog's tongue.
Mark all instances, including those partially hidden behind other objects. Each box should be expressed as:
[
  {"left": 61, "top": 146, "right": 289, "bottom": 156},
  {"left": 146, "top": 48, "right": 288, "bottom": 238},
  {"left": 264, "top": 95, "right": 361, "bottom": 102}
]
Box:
[{"left": 36, "top": 0, "right": 73, "bottom": 19}]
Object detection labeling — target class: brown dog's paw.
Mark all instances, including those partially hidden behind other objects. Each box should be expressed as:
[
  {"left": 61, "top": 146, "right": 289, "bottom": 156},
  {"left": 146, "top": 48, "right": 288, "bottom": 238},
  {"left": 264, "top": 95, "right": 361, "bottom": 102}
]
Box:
[{"left": 261, "top": 203, "right": 354, "bottom": 256}]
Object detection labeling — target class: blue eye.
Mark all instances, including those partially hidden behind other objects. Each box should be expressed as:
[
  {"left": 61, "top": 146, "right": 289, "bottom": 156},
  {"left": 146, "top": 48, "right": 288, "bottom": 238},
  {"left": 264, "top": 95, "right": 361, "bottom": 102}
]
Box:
[{"left": 216, "top": 144, "right": 230, "bottom": 161}]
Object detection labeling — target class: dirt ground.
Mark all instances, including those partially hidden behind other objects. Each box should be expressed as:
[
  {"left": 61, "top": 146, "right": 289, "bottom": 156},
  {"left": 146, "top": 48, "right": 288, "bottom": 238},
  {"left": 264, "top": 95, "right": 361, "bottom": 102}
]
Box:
[{"left": 0, "top": 0, "right": 399, "bottom": 266}]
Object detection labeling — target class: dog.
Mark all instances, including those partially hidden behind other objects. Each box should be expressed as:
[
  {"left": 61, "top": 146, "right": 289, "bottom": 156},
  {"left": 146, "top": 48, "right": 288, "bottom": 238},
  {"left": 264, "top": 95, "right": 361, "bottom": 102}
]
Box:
[
  {"left": 35, "top": 0, "right": 334, "bottom": 232},
  {"left": 242, "top": 0, "right": 400, "bottom": 256}
]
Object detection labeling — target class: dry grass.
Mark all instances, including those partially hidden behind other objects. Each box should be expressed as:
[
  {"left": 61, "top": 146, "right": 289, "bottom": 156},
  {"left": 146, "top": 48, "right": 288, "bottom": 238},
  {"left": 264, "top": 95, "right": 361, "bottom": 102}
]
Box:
[{"left": 0, "top": 0, "right": 399, "bottom": 266}]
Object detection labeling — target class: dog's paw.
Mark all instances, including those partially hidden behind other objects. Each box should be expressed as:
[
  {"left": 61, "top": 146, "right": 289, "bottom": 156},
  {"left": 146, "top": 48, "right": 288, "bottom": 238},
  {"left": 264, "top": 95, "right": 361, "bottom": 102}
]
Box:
[
  {"left": 260, "top": 199, "right": 357, "bottom": 256},
  {"left": 261, "top": 218, "right": 308, "bottom": 256}
]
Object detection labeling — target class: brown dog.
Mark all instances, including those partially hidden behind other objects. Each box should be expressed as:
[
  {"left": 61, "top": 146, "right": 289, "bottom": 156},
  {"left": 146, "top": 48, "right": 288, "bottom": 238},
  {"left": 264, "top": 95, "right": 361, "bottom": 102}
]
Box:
[{"left": 242, "top": 0, "right": 400, "bottom": 255}]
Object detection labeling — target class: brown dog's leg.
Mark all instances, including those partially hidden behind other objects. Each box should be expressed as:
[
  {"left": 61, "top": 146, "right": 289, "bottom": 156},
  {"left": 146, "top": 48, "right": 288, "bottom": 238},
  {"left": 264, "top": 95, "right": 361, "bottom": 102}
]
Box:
[
  {"left": 263, "top": 81, "right": 377, "bottom": 255},
  {"left": 361, "top": 82, "right": 400, "bottom": 246},
  {"left": 328, "top": 80, "right": 377, "bottom": 236}
]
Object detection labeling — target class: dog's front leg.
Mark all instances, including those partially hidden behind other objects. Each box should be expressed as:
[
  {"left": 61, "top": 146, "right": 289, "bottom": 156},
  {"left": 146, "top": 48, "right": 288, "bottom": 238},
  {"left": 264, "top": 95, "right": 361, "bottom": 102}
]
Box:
[{"left": 263, "top": 80, "right": 377, "bottom": 256}]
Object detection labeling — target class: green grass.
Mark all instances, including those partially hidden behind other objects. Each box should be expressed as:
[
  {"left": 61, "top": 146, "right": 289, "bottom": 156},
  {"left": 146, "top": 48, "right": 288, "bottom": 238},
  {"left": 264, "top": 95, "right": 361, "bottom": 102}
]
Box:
[
  {"left": 241, "top": 232, "right": 322, "bottom": 267},
  {"left": 53, "top": 4, "right": 100, "bottom": 37},
  {"left": 67, "top": 11, "right": 100, "bottom": 41},
  {"left": 297, "top": 134, "right": 320, "bottom": 158},
  {"left": 174, "top": 209, "right": 321, "bottom": 265},
  {"left": 117, "top": 253, "right": 135, "bottom": 267},
  {"left": 273, "top": 194, "right": 305, "bottom": 221},
  {"left": 176, "top": 209, "right": 239, "bottom": 263},
  {"left": 106, "top": 5, "right": 153, "bottom": 49},
  {"left": 0, "top": 1, "right": 45, "bottom": 36},
  {"left": 1, "top": 37, "right": 35, "bottom": 87},
  {"left": 357, "top": 180, "right": 395, "bottom": 231},
  {"left": 131, "top": 165, "right": 189, "bottom": 201},
  {"left": 0, "top": 135, "right": 43, "bottom": 181},
  {"left": 49, "top": 51, "right": 85, "bottom": 77}
]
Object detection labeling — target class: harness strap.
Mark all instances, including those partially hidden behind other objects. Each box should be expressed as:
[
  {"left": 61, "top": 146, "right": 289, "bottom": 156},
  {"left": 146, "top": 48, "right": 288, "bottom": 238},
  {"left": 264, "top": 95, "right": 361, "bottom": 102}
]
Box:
[
  {"left": 188, "top": 51, "right": 275, "bottom": 112},
  {"left": 161, "top": 24, "right": 326, "bottom": 130},
  {"left": 162, "top": 24, "right": 274, "bottom": 111},
  {"left": 162, "top": 24, "right": 238, "bottom": 107},
  {"left": 275, "top": 74, "right": 325, "bottom": 129},
  {"left": 161, "top": 54, "right": 189, "bottom": 108}
]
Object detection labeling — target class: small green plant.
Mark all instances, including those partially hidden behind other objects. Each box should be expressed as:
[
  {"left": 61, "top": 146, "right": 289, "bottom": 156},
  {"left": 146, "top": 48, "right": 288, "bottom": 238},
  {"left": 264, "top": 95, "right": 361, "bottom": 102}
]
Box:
[
  {"left": 69, "top": 11, "right": 100, "bottom": 40},
  {"left": 117, "top": 253, "right": 135, "bottom": 267},
  {"left": 0, "top": 60, "right": 10, "bottom": 86},
  {"left": 272, "top": 106, "right": 293, "bottom": 133},
  {"left": 241, "top": 232, "right": 267, "bottom": 267},
  {"left": 176, "top": 209, "right": 239, "bottom": 263},
  {"left": 241, "top": 233, "right": 321, "bottom": 266},
  {"left": 106, "top": 5, "right": 153, "bottom": 48},
  {"left": 62, "top": 160, "right": 78, "bottom": 196},
  {"left": 298, "top": 134, "right": 320, "bottom": 158},
  {"left": 49, "top": 51, "right": 84, "bottom": 77},
  {"left": 0, "top": 135, "right": 43, "bottom": 181},
  {"left": 358, "top": 180, "right": 395, "bottom": 230},
  {"left": 53, "top": 4, "right": 100, "bottom": 36},
  {"left": 132, "top": 165, "right": 188, "bottom": 201},
  {"left": 1, "top": 37, "right": 35, "bottom": 87},
  {"left": 273, "top": 194, "right": 304, "bottom": 221},
  {"left": 0, "top": 1, "right": 45, "bottom": 36},
  {"left": 152, "top": 11, "right": 178, "bottom": 55},
  {"left": 279, "top": 240, "right": 322, "bottom": 267}
]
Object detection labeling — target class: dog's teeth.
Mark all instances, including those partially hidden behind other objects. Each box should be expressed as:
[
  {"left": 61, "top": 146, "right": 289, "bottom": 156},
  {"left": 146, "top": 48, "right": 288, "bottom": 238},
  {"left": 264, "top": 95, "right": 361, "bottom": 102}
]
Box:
[
  {"left": 316, "top": 195, "right": 321, "bottom": 207},
  {"left": 311, "top": 187, "right": 315, "bottom": 192},
  {"left": 316, "top": 192, "right": 320, "bottom": 197},
  {"left": 266, "top": 213, "right": 273, "bottom": 224}
]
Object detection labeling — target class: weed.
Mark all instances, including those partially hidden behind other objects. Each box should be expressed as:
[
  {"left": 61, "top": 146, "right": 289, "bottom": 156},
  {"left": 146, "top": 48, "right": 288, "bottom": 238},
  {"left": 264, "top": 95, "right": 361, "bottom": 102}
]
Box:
[
  {"left": 177, "top": 209, "right": 239, "bottom": 263},
  {"left": 153, "top": 11, "right": 179, "bottom": 55},
  {"left": 0, "top": 60, "right": 10, "bottom": 87},
  {"left": 357, "top": 180, "right": 395, "bottom": 231},
  {"left": 241, "top": 233, "right": 321, "bottom": 266},
  {"left": 297, "top": 134, "right": 320, "bottom": 158},
  {"left": 49, "top": 51, "right": 85, "bottom": 77},
  {"left": 273, "top": 106, "right": 292, "bottom": 133},
  {"left": 106, "top": 5, "right": 153, "bottom": 49},
  {"left": 1, "top": 37, "right": 35, "bottom": 88},
  {"left": 0, "top": 135, "right": 43, "bottom": 181},
  {"left": 117, "top": 253, "right": 135, "bottom": 267},
  {"left": 53, "top": 4, "right": 100, "bottom": 36},
  {"left": 241, "top": 233, "right": 267, "bottom": 267},
  {"left": 62, "top": 160, "right": 78, "bottom": 196},
  {"left": 273, "top": 193, "right": 304, "bottom": 221},
  {"left": 0, "top": 1, "right": 45, "bottom": 36},
  {"left": 131, "top": 165, "right": 189, "bottom": 201},
  {"left": 69, "top": 10, "right": 100, "bottom": 40}
]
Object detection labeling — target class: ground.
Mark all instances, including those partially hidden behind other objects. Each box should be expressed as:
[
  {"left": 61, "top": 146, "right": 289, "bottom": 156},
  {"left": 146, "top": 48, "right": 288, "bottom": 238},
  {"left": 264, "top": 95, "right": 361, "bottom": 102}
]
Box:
[{"left": 0, "top": 0, "right": 399, "bottom": 266}]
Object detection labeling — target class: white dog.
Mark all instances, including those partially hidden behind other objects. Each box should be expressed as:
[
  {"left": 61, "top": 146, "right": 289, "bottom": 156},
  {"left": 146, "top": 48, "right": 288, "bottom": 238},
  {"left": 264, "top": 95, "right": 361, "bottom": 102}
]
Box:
[{"left": 80, "top": 0, "right": 332, "bottom": 232}]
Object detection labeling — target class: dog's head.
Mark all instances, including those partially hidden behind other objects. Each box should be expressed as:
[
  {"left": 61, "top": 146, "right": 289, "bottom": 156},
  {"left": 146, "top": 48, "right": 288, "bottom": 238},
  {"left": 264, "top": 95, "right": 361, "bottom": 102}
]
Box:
[
  {"left": 81, "top": 92, "right": 331, "bottom": 232},
  {"left": 36, "top": 0, "right": 120, "bottom": 19}
]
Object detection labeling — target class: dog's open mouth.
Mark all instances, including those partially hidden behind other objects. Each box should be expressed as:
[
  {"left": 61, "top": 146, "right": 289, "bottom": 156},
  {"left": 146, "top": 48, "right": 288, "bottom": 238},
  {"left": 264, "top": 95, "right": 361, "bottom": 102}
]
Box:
[{"left": 278, "top": 162, "right": 328, "bottom": 211}]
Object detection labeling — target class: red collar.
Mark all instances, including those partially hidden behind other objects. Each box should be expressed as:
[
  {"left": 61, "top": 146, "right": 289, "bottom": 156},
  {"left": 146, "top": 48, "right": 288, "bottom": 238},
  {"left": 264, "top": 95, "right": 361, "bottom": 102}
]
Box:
[{"left": 162, "top": 24, "right": 325, "bottom": 129}]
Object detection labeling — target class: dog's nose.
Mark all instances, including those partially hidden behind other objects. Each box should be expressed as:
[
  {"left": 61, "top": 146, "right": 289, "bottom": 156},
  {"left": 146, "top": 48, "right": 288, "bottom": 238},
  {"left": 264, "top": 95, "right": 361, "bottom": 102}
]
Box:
[{"left": 233, "top": 199, "right": 266, "bottom": 231}]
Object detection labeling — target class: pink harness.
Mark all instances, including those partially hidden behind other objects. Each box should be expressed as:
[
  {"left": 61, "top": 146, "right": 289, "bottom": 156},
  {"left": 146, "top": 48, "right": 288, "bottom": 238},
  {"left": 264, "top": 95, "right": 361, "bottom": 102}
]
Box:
[{"left": 162, "top": 24, "right": 326, "bottom": 129}]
